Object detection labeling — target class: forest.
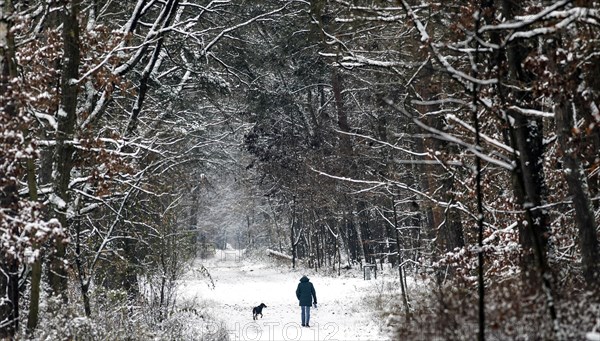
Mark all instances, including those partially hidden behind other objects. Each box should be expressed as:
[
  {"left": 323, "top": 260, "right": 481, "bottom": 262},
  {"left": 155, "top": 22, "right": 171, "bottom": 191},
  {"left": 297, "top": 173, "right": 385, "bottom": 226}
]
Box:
[{"left": 1, "top": 0, "right": 599, "bottom": 340}]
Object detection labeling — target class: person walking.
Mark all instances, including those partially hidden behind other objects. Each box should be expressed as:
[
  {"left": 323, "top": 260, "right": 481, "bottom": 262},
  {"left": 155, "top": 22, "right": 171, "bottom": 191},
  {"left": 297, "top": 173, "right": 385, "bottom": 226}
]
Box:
[{"left": 296, "top": 275, "right": 317, "bottom": 327}]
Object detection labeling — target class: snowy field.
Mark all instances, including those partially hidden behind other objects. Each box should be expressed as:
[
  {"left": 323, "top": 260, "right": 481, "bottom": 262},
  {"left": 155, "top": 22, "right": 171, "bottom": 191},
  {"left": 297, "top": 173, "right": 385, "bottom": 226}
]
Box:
[{"left": 178, "top": 250, "right": 391, "bottom": 341}]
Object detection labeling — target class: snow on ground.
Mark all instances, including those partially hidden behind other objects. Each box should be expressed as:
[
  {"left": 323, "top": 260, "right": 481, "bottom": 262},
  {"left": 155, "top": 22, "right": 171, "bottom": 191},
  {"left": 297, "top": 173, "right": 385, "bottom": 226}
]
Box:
[{"left": 179, "top": 250, "right": 391, "bottom": 341}]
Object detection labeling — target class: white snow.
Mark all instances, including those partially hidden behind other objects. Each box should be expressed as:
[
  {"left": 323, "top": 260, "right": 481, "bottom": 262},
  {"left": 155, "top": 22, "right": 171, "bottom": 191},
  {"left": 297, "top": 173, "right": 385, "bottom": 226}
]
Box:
[
  {"left": 34, "top": 111, "right": 58, "bottom": 130},
  {"left": 48, "top": 193, "right": 67, "bottom": 209},
  {"left": 266, "top": 249, "right": 293, "bottom": 260},
  {"left": 179, "top": 250, "right": 390, "bottom": 341},
  {"left": 587, "top": 332, "right": 600, "bottom": 341}
]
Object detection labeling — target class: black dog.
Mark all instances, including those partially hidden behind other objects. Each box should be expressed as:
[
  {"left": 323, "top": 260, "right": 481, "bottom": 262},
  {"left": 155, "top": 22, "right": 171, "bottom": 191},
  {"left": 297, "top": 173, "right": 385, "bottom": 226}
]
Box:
[{"left": 252, "top": 303, "right": 267, "bottom": 320}]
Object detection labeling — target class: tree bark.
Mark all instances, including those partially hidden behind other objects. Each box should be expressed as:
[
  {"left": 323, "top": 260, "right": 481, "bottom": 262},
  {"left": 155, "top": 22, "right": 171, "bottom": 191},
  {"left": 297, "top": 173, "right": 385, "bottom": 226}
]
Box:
[
  {"left": 0, "top": 257, "right": 18, "bottom": 338},
  {"left": 498, "top": 0, "right": 558, "bottom": 331},
  {"left": 75, "top": 232, "right": 91, "bottom": 317},
  {"left": 0, "top": 0, "right": 20, "bottom": 335},
  {"left": 25, "top": 158, "right": 41, "bottom": 333},
  {"left": 392, "top": 197, "right": 410, "bottom": 319},
  {"left": 291, "top": 195, "right": 297, "bottom": 269},
  {"left": 352, "top": 215, "right": 367, "bottom": 265},
  {"left": 412, "top": 61, "right": 465, "bottom": 275},
  {"left": 126, "top": 0, "right": 179, "bottom": 136},
  {"left": 331, "top": 67, "right": 356, "bottom": 176},
  {"left": 545, "top": 26, "right": 600, "bottom": 286},
  {"left": 353, "top": 201, "right": 368, "bottom": 265},
  {"left": 551, "top": 67, "right": 600, "bottom": 285},
  {"left": 49, "top": 0, "right": 82, "bottom": 300}
]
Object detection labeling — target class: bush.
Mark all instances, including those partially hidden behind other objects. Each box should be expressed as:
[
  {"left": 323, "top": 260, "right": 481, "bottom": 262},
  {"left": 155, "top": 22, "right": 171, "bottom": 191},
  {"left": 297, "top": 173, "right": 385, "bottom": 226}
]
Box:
[
  {"left": 385, "top": 274, "right": 600, "bottom": 340},
  {"left": 21, "top": 286, "right": 228, "bottom": 340}
]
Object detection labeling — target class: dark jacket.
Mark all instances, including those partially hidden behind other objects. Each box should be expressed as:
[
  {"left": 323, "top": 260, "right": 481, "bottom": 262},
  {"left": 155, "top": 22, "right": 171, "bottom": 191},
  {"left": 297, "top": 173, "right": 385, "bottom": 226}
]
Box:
[{"left": 296, "top": 276, "right": 317, "bottom": 306}]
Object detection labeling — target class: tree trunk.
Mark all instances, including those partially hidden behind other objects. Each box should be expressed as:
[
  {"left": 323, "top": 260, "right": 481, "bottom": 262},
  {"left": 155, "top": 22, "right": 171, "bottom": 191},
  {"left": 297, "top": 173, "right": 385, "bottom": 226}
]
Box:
[
  {"left": 497, "top": 0, "right": 558, "bottom": 332},
  {"left": 354, "top": 201, "right": 368, "bottom": 265},
  {"left": 331, "top": 219, "right": 350, "bottom": 269},
  {"left": 543, "top": 28, "right": 600, "bottom": 286},
  {"left": 332, "top": 70, "right": 352, "bottom": 159},
  {"left": 25, "top": 158, "right": 42, "bottom": 333},
  {"left": 0, "top": 0, "right": 20, "bottom": 336},
  {"left": 352, "top": 217, "right": 367, "bottom": 265},
  {"left": 122, "top": 237, "right": 140, "bottom": 300},
  {"left": 49, "top": 0, "right": 82, "bottom": 300},
  {"left": 392, "top": 197, "right": 410, "bottom": 319},
  {"left": 411, "top": 67, "right": 452, "bottom": 275},
  {"left": 0, "top": 258, "right": 19, "bottom": 338},
  {"left": 126, "top": 0, "right": 179, "bottom": 136},
  {"left": 74, "top": 213, "right": 91, "bottom": 317},
  {"left": 417, "top": 61, "right": 465, "bottom": 261},
  {"left": 118, "top": 1, "right": 180, "bottom": 301},
  {"left": 291, "top": 196, "right": 297, "bottom": 269},
  {"left": 554, "top": 101, "right": 600, "bottom": 284},
  {"left": 499, "top": 0, "right": 550, "bottom": 277},
  {"left": 189, "top": 185, "right": 199, "bottom": 254}
]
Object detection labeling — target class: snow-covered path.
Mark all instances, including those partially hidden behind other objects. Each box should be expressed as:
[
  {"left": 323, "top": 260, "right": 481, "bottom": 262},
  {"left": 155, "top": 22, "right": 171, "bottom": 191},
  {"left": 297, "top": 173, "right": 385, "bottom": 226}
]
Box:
[{"left": 179, "top": 252, "right": 389, "bottom": 341}]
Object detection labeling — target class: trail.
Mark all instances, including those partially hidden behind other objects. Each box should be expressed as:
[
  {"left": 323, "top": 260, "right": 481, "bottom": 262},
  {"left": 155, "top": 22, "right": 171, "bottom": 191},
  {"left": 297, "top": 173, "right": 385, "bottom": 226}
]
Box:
[{"left": 178, "top": 250, "right": 389, "bottom": 341}]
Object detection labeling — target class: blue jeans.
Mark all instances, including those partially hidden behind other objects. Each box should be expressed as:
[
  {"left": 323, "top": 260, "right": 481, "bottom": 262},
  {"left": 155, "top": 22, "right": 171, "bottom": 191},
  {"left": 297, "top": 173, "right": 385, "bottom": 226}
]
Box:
[{"left": 301, "top": 306, "right": 311, "bottom": 326}]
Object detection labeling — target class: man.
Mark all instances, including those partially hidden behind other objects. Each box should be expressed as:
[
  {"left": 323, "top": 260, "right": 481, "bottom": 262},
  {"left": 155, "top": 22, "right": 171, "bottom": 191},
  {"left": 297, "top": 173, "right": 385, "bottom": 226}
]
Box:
[{"left": 296, "top": 275, "right": 317, "bottom": 327}]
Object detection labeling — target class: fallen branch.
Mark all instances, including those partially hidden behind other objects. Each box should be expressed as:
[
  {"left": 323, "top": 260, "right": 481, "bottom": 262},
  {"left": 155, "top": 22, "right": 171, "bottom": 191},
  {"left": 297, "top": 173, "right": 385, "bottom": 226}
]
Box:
[{"left": 266, "top": 249, "right": 292, "bottom": 261}]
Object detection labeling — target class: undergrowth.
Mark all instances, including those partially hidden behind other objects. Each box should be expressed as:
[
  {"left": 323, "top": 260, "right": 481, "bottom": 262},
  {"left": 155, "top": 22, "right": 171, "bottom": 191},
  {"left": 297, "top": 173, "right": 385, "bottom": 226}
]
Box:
[
  {"left": 379, "top": 271, "right": 600, "bottom": 340},
  {"left": 19, "top": 283, "right": 228, "bottom": 340}
]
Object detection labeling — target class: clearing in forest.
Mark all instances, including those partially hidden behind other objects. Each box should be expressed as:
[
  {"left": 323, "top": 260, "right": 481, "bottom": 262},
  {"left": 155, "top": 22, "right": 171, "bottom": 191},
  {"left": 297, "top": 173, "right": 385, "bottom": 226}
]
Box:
[{"left": 179, "top": 250, "right": 390, "bottom": 341}]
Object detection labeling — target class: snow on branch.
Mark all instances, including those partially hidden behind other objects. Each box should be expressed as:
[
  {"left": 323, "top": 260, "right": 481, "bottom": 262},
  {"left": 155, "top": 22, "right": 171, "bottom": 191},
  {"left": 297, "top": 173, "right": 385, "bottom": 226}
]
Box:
[
  {"left": 507, "top": 106, "right": 554, "bottom": 118},
  {"left": 509, "top": 14, "right": 578, "bottom": 40},
  {"left": 309, "top": 167, "right": 432, "bottom": 207},
  {"left": 436, "top": 53, "right": 498, "bottom": 86},
  {"left": 384, "top": 99, "right": 515, "bottom": 171},
  {"left": 478, "top": 0, "right": 571, "bottom": 33},
  {"left": 335, "top": 14, "right": 405, "bottom": 23},
  {"left": 266, "top": 249, "right": 292, "bottom": 261},
  {"left": 201, "top": 4, "right": 290, "bottom": 56},
  {"left": 336, "top": 55, "right": 413, "bottom": 68},
  {"left": 309, "top": 166, "right": 510, "bottom": 231},
  {"left": 446, "top": 114, "right": 517, "bottom": 155},
  {"left": 399, "top": 0, "right": 429, "bottom": 42},
  {"left": 399, "top": 0, "right": 497, "bottom": 88},
  {"left": 336, "top": 130, "right": 429, "bottom": 157},
  {"left": 478, "top": 3, "right": 598, "bottom": 41},
  {"left": 416, "top": 116, "right": 513, "bottom": 170}
]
